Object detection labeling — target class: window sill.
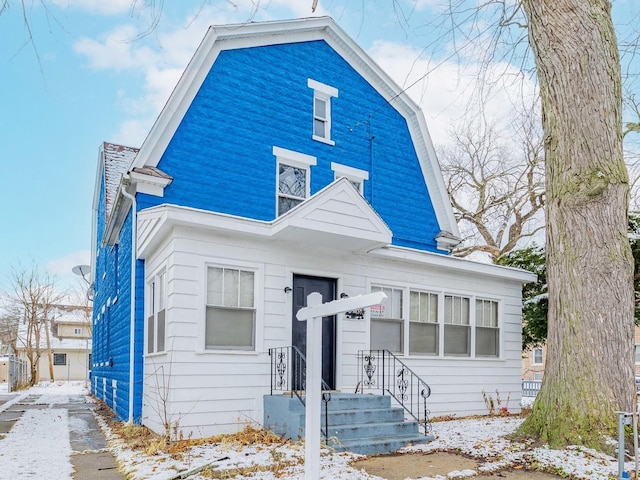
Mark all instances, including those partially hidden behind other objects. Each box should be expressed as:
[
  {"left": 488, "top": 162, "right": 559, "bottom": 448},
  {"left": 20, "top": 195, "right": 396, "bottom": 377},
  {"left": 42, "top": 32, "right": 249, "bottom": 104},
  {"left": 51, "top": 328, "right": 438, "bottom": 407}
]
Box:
[
  {"left": 312, "top": 135, "right": 335, "bottom": 146},
  {"left": 196, "top": 349, "right": 260, "bottom": 356},
  {"left": 144, "top": 351, "right": 167, "bottom": 358}
]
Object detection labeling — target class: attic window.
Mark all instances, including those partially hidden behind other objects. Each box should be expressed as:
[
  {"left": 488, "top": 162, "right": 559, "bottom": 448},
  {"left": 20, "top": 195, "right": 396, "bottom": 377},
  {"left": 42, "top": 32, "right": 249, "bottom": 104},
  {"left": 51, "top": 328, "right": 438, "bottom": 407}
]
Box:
[
  {"left": 331, "top": 162, "right": 369, "bottom": 194},
  {"left": 308, "top": 79, "right": 338, "bottom": 145},
  {"left": 273, "top": 146, "right": 317, "bottom": 216}
]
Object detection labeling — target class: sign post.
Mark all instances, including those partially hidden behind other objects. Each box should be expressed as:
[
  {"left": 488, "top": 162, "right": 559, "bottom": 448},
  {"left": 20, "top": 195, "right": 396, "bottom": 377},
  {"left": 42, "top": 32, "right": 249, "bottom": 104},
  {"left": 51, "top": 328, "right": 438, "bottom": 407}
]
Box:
[{"left": 296, "top": 291, "right": 387, "bottom": 480}]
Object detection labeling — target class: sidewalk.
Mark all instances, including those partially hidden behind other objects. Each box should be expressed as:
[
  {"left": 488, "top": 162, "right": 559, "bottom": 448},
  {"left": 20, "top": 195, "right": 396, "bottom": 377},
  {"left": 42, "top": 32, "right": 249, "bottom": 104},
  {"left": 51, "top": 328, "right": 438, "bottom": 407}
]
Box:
[{"left": 0, "top": 382, "right": 123, "bottom": 480}]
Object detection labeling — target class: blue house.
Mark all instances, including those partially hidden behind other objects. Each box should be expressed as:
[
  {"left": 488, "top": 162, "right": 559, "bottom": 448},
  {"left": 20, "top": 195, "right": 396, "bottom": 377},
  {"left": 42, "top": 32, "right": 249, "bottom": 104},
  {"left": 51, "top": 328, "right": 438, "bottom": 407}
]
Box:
[{"left": 91, "top": 17, "right": 534, "bottom": 443}]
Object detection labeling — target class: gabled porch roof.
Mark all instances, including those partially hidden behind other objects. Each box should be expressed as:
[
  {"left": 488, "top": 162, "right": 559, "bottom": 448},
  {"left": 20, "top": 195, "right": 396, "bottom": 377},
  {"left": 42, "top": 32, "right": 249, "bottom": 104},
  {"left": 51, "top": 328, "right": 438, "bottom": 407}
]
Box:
[{"left": 137, "top": 178, "right": 392, "bottom": 258}]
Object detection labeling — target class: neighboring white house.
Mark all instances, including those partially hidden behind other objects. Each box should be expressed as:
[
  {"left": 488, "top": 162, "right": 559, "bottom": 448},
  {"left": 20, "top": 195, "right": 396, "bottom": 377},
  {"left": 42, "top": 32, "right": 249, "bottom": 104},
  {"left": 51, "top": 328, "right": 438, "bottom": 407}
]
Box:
[{"left": 15, "top": 304, "right": 91, "bottom": 383}]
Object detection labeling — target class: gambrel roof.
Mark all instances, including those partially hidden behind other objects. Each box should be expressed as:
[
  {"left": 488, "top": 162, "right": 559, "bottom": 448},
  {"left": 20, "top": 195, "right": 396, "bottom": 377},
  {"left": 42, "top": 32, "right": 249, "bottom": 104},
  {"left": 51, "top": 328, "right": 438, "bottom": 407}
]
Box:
[{"left": 129, "top": 16, "right": 460, "bottom": 239}]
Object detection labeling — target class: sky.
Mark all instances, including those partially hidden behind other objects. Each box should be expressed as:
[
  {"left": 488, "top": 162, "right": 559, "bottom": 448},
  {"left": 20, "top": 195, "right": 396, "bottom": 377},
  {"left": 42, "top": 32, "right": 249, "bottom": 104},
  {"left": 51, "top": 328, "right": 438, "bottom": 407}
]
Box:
[{"left": 0, "top": 0, "right": 638, "bottom": 294}]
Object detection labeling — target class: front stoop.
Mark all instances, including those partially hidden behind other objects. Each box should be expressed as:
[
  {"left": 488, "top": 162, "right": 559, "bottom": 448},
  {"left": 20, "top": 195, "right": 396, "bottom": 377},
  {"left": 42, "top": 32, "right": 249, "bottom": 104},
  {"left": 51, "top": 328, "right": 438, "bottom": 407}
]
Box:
[{"left": 263, "top": 393, "right": 433, "bottom": 455}]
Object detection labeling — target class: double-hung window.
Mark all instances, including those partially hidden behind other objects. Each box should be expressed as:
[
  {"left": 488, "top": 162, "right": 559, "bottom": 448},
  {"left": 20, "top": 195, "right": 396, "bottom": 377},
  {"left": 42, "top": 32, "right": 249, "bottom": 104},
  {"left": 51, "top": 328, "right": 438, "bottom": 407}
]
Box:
[
  {"left": 444, "top": 294, "right": 470, "bottom": 356},
  {"left": 308, "top": 79, "right": 338, "bottom": 145},
  {"left": 206, "top": 266, "right": 255, "bottom": 350},
  {"left": 370, "top": 286, "right": 404, "bottom": 353},
  {"left": 475, "top": 299, "right": 499, "bottom": 357},
  {"left": 409, "top": 291, "right": 439, "bottom": 355},
  {"left": 533, "top": 347, "right": 544, "bottom": 365},
  {"left": 331, "top": 162, "right": 369, "bottom": 195},
  {"left": 147, "top": 270, "right": 166, "bottom": 354},
  {"left": 274, "top": 147, "right": 317, "bottom": 216},
  {"left": 635, "top": 345, "right": 640, "bottom": 364}
]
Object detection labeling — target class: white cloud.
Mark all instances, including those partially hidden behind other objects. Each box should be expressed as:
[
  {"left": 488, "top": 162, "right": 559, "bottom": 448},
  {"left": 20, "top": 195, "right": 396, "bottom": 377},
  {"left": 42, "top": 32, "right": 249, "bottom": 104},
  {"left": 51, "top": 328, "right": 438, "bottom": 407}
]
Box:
[
  {"left": 51, "top": 0, "right": 132, "bottom": 15},
  {"left": 46, "top": 250, "right": 91, "bottom": 283},
  {"left": 367, "top": 40, "right": 537, "bottom": 146}
]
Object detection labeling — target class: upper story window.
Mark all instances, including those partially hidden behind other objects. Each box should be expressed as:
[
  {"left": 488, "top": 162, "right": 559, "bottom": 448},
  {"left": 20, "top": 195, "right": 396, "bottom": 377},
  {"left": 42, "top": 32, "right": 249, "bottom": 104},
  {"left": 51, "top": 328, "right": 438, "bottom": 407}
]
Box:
[
  {"left": 147, "top": 270, "right": 166, "bottom": 355},
  {"left": 370, "top": 286, "right": 404, "bottom": 353},
  {"left": 533, "top": 347, "right": 544, "bottom": 365},
  {"left": 206, "top": 266, "right": 255, "bottom": 350},
  {"left": 308, "top": 79, "right": 338, "bottom": 145},
  {"left": 74, "top": 328, "right": 82, "bottom": 336},
  {"left": 273, "top": 146, "right": 317, "bottom": 216},
  {"left": 331, "top": 162, "right": 369, "bottom": 195}
]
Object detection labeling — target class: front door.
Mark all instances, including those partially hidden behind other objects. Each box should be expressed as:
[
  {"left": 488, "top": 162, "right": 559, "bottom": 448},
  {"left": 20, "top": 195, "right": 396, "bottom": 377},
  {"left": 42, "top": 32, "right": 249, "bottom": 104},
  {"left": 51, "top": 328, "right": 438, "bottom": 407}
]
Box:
[{"left": 292, "top": 275, "right": 336, "bottom": 390}]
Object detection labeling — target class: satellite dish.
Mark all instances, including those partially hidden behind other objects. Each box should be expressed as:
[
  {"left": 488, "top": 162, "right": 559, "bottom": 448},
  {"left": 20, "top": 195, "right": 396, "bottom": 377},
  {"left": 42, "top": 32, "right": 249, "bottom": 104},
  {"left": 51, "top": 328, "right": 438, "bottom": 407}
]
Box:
[{"left": 72, "top": 265, "right": 91, "bottom": 277}]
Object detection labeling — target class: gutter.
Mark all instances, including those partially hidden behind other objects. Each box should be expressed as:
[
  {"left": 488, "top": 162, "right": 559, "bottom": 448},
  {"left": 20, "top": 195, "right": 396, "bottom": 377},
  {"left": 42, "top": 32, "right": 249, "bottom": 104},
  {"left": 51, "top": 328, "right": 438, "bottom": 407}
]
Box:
[{"left": 120, "top": 182, "right": 137, "bottom": 423}]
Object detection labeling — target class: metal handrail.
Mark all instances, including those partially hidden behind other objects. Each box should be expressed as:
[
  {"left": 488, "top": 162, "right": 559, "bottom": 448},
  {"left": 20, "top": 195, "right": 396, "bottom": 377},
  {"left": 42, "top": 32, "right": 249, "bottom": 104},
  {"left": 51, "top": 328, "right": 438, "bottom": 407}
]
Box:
[
  {"left": 357, "top": 349, "right": 433, "bottom": 436},
  {"left": 268, "top": 346, "right": 332, "bottom": 442}
]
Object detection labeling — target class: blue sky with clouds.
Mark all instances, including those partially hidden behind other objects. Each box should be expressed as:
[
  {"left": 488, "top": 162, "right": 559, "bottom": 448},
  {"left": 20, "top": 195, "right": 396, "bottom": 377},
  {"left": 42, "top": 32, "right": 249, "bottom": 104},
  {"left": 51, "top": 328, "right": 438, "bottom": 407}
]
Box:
[{"left": 0, "top": 0, "right": 637, "bottom": 292}]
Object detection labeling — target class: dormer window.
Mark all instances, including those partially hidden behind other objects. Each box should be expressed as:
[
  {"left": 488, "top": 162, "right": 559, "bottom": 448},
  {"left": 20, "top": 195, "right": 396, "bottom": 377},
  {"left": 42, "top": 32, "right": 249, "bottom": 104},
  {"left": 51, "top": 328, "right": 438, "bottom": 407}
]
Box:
[
  {"left": 308, "top": 79, "right": 338, "bottom": 145},
  {"left": 331, "top": 162, "right": 369, "bottom": 195},
  {"left": 273, "top": 146, "right": 317, "bottom": 216}
]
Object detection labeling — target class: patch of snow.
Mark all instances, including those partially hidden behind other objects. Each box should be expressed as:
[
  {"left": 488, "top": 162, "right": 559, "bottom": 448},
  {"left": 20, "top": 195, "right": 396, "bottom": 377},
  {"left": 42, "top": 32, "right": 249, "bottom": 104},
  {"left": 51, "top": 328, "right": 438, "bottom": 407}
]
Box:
[{"left": 0, "top": 408, "right": 73, "bottom": 479}]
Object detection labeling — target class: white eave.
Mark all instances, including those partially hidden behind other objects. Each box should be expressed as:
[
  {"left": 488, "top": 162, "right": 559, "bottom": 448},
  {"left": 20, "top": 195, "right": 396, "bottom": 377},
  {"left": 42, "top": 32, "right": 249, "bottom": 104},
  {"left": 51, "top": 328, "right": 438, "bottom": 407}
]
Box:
[
  {"left": 129, "top": 16, "right": 460, "bottom": 240},
  {"left": 137, "top": 178, "right": 392, "bottom": 259},
  {"left": 369, "top": 245, "right": 538, "bottom": 284}
]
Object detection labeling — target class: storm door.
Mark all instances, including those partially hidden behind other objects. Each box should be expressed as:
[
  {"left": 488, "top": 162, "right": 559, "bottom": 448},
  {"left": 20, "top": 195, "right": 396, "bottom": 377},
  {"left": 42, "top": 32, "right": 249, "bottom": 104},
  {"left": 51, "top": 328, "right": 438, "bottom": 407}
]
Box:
[{"left": 291, "top": 274, "right": 336, "bottom": 390}]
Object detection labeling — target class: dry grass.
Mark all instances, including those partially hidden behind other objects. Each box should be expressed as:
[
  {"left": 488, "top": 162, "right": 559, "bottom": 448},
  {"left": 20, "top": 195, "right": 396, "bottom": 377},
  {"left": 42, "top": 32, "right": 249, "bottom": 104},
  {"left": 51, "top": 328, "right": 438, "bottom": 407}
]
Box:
[{"left": 94, "top": 398, "right": 288, "bottom": 458}]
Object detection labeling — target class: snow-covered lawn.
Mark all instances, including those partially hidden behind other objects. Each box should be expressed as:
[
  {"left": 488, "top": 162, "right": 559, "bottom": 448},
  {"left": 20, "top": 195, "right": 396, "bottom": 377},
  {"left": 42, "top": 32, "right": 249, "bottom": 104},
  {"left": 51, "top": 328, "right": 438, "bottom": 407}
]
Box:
[{"left": 0, "top": 382, "right": 636, "bottom": 479}]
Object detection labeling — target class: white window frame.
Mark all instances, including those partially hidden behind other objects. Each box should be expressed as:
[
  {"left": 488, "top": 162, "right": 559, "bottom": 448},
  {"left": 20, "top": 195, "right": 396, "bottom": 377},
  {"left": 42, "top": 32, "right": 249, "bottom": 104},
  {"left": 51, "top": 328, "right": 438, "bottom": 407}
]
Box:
[
  {"left": 273, "top": 146, "right": 316, "bottom": 216},
  {"left": 205, "top": 265, "right": 257, "bottom": 351},
  {"left": 370, "top": 285, "right": 404, "bottom": 354},
  {"left": 409, "top": 289, "right": 439, "bottom": 355},
  {"left": 146, "top": 269, "right": 167, "bottom": 355},
  {"left": 533, "top": 347, "right": 544, "bottom": 365},
  {"left": 475, "top": 298, "right": 500, "bottom": 358},
  {"left": 308, "top": 78, "right": 338, "bottom": 145},
  {"left": 533, "top": 372, "right": 543, "bottom": 381},
  {"left": 331, "top": 162, "right": 369, "bottom": 194},
  {"left": 443, "top": 294, "right": 471, "bottom": 357},
  {"left": 74, "top": 328, "right": 82, "bottom": 336}
]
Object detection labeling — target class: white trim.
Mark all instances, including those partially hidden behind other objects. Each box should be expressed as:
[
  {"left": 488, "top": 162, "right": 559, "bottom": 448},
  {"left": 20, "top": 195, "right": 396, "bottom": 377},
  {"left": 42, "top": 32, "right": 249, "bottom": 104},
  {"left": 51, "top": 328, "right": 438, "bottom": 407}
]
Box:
[
  {"left": 274, "top": 148, "right": 315, "bottom": 216},
  {"left": 331, "top": 162, "right": 369, "bottom": 181},
  {"left": 331, "top": 162, "right": 368, "bottom": 193},
  {"left": 309, "top": 78, "right": 337, "bottom": 145},
  {"left": 272, "top": 146, "right": 317, "bottom": 168},
  {"left": 307, "top": 78, "right": 338, "bottom": 98},
  {"left": 199, "top": 259, "right": 264, "bottom": 353}
]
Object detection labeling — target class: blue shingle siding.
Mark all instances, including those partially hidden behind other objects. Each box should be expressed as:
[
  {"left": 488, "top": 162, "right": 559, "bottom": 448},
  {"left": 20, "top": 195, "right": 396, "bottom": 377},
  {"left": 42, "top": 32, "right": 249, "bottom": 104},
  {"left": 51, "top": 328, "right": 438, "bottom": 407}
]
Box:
[
  {"left": 92, "top": 204, "right": 138, "bottom": 422},
  {"left": 144, "top": 40, "right": 441, "bottom": 252}
]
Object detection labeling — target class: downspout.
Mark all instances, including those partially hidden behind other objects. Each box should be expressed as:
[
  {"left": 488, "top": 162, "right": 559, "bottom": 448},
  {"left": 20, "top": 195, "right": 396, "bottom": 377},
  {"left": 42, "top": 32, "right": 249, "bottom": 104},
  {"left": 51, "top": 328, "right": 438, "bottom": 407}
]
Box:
[{"left": 120, "top": 182, "right": 137, "bottom": 423}]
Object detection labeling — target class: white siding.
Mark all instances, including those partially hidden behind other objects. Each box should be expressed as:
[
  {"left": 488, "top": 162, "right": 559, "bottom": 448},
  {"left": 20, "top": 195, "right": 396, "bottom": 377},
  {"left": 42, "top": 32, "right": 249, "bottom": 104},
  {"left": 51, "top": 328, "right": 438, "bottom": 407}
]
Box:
[{"left": 141, "top": 224, "right": 527, "bottom": 438}]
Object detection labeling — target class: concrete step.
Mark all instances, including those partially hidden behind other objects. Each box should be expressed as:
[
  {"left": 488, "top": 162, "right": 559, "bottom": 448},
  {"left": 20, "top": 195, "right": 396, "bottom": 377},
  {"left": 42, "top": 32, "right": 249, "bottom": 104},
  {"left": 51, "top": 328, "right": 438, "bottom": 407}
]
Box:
[
  {"left": 326, "top": 419, "right": 420, "bottom": 441},
  {"left": 263, "top": 392, "right": 434, "bottom": 456},
  {"left": 321, "top": 406, "right": 405, "bottom": 425}
]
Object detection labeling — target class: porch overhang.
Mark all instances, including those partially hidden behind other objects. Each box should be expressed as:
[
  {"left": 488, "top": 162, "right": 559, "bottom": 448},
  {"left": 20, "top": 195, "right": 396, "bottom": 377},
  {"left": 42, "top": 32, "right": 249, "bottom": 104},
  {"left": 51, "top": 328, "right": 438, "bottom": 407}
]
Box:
[{"left": 136, "top": 178, "right": 392, "bottom": 259}]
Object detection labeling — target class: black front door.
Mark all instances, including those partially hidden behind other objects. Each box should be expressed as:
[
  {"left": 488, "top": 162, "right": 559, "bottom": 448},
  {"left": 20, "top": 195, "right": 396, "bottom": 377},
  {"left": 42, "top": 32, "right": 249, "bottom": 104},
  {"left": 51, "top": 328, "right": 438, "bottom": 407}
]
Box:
[{"left": 292, "top": 274, "right": 336, "bottom": 390}]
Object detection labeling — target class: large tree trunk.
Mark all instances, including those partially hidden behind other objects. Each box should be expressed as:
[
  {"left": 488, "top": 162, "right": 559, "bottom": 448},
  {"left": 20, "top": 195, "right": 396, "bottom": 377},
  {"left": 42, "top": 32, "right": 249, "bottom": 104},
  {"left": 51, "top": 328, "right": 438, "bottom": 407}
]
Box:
[{"left": 518, "top": 0, "right": 635, "bottom": 448}]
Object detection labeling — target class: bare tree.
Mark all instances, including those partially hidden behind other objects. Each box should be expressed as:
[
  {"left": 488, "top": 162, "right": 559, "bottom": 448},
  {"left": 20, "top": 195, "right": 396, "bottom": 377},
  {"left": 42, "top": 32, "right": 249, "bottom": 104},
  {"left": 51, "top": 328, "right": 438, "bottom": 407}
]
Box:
[
  {"left": 9, "top": 263, "right": 63, "bottom": 386},
  {"left": 439, "top": 101, "right": 545, "bottom": 262}
]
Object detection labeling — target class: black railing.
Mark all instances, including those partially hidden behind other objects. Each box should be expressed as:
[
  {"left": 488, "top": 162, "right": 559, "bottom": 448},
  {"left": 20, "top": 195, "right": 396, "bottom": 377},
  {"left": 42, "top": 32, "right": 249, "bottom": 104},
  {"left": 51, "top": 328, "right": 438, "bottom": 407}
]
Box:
[
  {"left": 268, "top": 346, "right": 331, "bottom": 443},
  {"left": 357, "top": 349, "right": 433, "bottom": 436}
]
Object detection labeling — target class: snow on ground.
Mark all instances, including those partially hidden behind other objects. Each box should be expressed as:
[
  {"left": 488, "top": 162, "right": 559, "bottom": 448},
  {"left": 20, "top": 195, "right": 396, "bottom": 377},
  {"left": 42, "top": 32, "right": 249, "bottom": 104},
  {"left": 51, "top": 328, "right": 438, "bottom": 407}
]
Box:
[
  {"left": 0, "top": 385, "right": 637, "bottom": 479},
  {"left": 0, "top": 409, "right": 74, "bottom": 480}
]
